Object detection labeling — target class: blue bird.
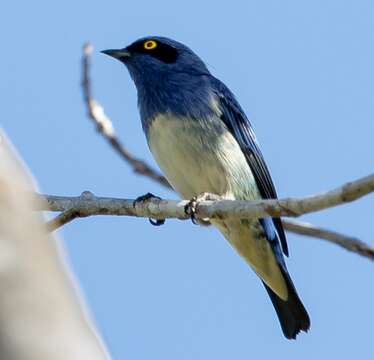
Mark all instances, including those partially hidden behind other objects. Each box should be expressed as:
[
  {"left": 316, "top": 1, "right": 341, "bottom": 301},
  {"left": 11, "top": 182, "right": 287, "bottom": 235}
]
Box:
[{"left": 102, "top": 37, "right": 310, "bottom": 339}]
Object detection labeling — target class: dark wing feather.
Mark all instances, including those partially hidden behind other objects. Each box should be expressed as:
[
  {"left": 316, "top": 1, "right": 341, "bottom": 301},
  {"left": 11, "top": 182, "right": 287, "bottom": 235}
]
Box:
[{"left": 211, "top": 78, "right": 288, "bottom": 256}]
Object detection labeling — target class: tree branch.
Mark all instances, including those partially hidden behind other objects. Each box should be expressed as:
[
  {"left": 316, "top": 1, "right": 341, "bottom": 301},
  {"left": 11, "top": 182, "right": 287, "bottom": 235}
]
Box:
[
  {"left": 35, "top": 172, "right": 374, "bottom": 261},
  {"left": 82, "top": 43, "right": 171, "bottom": 189},
  {"left": 46, "top": 209, "right": 84, "bottom": 231},
  {"left": 40, "top": 174, "right": 374, "bottom": 221},
  {"left": 282, "top": 220, "right": 374, "bottom": 261}
]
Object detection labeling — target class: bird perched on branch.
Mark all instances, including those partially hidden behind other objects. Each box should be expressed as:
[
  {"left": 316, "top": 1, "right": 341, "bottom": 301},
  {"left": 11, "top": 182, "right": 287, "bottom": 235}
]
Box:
[{"left": 102, "top": 37, "right": 310, "bottom": 339}]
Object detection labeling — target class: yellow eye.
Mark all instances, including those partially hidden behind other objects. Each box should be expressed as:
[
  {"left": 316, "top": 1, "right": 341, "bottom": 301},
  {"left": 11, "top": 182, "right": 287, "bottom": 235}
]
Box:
[{"left": 144, "top": 40, "right": 157, "bottom": 50}]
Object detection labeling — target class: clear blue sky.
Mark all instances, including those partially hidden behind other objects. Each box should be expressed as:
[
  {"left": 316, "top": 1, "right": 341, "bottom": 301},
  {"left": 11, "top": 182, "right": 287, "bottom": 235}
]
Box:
[{"left": 1, "top": 1, "right": 374, "bottom": 358}]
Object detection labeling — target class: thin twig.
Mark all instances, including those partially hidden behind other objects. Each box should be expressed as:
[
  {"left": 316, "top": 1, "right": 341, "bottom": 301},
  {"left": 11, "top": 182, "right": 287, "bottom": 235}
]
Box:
[
  {"left": 282, "top": 219, "right": 374, "bottom": 261},
  {"left": 82, "top": 43, "right": 171, "bottom": 189},
  {"left": 46, "top": 209, "right": 82, "bottom": 231}
]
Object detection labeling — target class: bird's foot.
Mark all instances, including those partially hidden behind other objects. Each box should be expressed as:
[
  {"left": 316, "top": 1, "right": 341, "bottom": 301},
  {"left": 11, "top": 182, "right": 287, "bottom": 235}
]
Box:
[
  {"left": 133, "top": 192, "right": 166, "bottom": 226},
  {"left": 184, "top": 192, "right": 222, "bottom": 226},
  {"left": 184, "top": 196, "right": 199, "bottom": 224}
]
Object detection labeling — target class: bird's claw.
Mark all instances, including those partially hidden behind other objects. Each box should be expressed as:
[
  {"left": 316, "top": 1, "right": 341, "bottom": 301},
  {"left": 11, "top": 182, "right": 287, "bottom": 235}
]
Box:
[
  {"left": 133, "top": 192, "right": 166, "bottom": 227},
  {"left": 133, "top": 192, "right": 160, "bottom": 205},
  {"left": 184, "top": 192, "right": 221, "bottom": 225},
  {"left": 149, "top": 218, "right": 165, "bottom": 226},
  {"left": 184, "top": 196, "right": 199, "bottom": 224}
]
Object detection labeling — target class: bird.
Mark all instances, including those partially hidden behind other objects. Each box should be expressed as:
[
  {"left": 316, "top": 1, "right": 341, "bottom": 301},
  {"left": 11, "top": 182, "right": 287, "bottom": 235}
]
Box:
[{"left": 102, "top": 36, "right": 310, "bottom": 339}]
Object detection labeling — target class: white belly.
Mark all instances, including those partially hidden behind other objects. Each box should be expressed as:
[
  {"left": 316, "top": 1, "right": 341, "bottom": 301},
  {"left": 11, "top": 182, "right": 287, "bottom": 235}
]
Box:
[
  {"left": 147, "top": 114, "right": 259, "bottom": 200},
  {"left": 147, "top": 114, "right": 287, "bottom": 299}
]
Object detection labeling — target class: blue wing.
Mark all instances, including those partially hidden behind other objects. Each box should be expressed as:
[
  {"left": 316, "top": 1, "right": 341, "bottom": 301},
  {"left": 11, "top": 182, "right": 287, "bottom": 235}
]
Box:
[
  {"left": 211, "top": 77, "right": 289, "bottom": 256},
  {"left": 210, "top": 78, "right": 310, "bottom": 339}
]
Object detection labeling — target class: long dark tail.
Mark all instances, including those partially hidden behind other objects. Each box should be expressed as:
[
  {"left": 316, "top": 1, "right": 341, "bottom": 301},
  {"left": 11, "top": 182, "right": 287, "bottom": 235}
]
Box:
[{"left": 263, "top": 267, "right": 310, "bottom": 339}]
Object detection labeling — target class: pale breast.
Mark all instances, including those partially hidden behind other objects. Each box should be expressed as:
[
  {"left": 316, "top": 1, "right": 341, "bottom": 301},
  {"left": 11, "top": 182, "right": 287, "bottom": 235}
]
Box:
[
  {"left": 148, "top": 114, "right": 287, "bottom": 299},
  {"left": 147, "top": 114, "right": 260, "bottom": 200}
]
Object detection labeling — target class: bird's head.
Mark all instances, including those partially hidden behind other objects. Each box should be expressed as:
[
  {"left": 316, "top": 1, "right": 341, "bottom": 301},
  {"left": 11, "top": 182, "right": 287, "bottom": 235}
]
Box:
[
  {"left": 102, "top": 37, "right": 215, "bottom": 125},
  {"left": 101, "top": 36, "right": 210, "bottom": 86}
]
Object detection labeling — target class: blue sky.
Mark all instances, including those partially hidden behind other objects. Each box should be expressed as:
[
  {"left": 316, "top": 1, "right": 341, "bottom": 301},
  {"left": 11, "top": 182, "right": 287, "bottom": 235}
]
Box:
[{"left": 1, "top": 0, "right": 374, "bottom": 358}]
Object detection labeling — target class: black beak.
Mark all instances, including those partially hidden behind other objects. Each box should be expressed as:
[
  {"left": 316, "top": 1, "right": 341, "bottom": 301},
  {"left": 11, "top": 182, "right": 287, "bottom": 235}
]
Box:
[{"left": 101, "top": 49, "right": 131, "bottom": 59}]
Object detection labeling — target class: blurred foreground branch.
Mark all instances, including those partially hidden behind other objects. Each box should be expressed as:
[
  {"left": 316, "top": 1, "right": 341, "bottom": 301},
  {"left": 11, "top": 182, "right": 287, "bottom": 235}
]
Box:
[{"left": 0, "top": 132, "right": 110, "bottom": 359}]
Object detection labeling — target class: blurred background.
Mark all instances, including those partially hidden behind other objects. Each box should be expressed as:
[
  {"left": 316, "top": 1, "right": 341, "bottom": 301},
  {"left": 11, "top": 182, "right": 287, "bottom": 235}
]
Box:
[{"left": 1, "top": 0, "right": 373, "bottom": 359}]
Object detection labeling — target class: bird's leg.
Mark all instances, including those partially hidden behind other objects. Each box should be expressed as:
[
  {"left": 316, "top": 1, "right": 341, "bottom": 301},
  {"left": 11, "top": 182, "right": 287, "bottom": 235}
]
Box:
[
  {"left": 184, "top": 196, "right": 199, "bottom": 224},
  {"left": 133, "top": 192, "right": 166, "bottom": 226},
  {"left": 184, "top": 192, "right": 222, "bottom": 226}
]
